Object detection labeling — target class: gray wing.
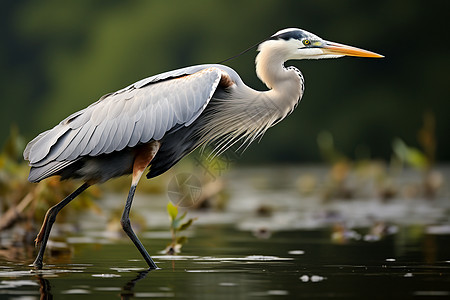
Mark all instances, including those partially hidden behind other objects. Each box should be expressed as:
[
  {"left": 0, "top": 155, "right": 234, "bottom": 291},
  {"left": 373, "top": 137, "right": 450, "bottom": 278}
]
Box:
[{"left": 24, "top": 65, "right": 234, "bottom": 182}]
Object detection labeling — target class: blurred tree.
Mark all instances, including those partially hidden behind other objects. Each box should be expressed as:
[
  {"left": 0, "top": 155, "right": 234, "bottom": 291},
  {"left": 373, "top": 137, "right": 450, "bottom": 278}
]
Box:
[{"left": 1, "top": 0, "right": 449, "bottom": 163}]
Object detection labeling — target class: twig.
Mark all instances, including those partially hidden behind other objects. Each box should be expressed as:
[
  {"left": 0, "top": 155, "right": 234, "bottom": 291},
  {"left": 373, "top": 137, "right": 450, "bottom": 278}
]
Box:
[{"left": 0, "top": 191, "right": 34, "bottom": 230}]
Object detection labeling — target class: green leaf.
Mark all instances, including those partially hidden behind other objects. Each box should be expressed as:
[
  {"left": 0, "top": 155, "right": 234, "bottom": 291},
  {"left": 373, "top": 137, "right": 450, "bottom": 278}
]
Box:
[
  {"left": 392, "top": 138, "right": 408, "bottom": 161},
  {"left": 167, "top": 202, "right": 178, "bottom": 221},
  {"left": 177, "top": 211, "right": 187, "bottom": 222},
  {"left": 392, "top": 138, "right": 428, "bottom": 169},
  {"left": 176, "top": 236, "right": 187, "bottom": 245},
  {"left": 179, "top": 218, "right": 196, "bottom": 231},
  {"left": 171, "top": 211, "right": 187, "bottom": 230},
  {"left": 172, "top": 218, "right": 181, "bottom": 231},
  {"left": 406, "top": 149, "right": 428, "bottom": 169}
]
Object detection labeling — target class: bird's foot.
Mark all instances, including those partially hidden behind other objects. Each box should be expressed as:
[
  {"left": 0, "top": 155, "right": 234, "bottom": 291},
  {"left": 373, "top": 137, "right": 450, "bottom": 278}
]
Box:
[{"left": 32, "top": 257, "right": 43, "bottom": 270}]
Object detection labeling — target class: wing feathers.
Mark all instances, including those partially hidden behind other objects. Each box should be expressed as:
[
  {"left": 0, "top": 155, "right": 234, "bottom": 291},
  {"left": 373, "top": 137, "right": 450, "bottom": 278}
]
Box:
[
  {"left": 100, "top": 121, "right": 118, "bottom": 154},
  {"left": 140, "top": 108, "right": 155, "bottom": 143},
  {"left": 32, "top": 127, "right": 81, "bottom": 167},
  {"left": 28, "top": 159, "right": 77, "bottom": 183},
  {"left": 153, "top": 102, "right": 164, "bottom": 140},
  {"left": 116, "top": 116, "right": 134, "bottom": 151},
  {"left": 28, "top": 126, "right": 70, "bottom": 164},
  {"left": 87, "top": 121, "right": 109, "bottom": 156},
  {"left": 24, "top": 66, "right": 229, "bottom": 179}
]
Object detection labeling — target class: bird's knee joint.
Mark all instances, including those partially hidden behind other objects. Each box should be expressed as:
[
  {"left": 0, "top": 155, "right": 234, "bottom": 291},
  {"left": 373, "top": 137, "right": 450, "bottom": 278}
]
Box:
[
  {"left": 46, "top": 207, "right": 59, "bottom": 225},
  {"left": 120, "top": 218, "right": 131, "bottom": 231}
]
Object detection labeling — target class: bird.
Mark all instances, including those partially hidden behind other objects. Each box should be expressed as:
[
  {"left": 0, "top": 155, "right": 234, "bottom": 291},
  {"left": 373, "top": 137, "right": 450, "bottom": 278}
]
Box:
[{"left": 24, "top": 28, "right": 383, "bottom": 270}]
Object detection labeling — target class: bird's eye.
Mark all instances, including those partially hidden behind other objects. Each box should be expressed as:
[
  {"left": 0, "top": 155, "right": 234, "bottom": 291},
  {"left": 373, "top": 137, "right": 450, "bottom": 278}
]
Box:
[{"left": 303, "top": 39, "right": 311, "bottom": 46}]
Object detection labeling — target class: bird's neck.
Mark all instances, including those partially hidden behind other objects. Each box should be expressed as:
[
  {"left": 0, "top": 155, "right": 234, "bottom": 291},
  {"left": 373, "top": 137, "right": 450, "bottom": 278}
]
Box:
[
  {"left": 256, "top": 49, "right": 286, "bottom": 90},
  {"left": 255, "top": 48, "right": 304, "bottom": 116}
]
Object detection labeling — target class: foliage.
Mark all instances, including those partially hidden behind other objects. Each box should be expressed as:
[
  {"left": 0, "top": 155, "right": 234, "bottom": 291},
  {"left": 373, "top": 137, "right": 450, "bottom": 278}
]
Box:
[
  {"left": 391, "top": 112, "right": 442, "bottom": 198},
  {"left": 164, "top": 202, "right": 196, "bottom": 255},
  {"left": 0, "top": 127, "right": 101, "bottom": 240},
  {"left": 1, "top": 1, "right": 450, "bottom": 163},
  {"left": 392, "top": 112, "right": 437, "bottom": 171},
  {"left": 314, "top": 112, "right": 442, "bottom": 201},
  {"left": 392, "top": 138, "right": 428, "bottom": 170}
]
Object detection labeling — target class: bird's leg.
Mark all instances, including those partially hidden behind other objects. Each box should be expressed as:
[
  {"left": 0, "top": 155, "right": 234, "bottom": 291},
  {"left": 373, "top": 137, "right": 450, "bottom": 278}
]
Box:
[
  {"left": 35, "top": 211, "right": 51, "bottom": 246},
  {"left": 121, "top": 186, "right": 158, "bottom": 269},
  {"left": 32, "top": 182, "right": 90, "bottom": 269},
  {"left": 121, "top": 141, "right": 160, "bottom": 270}
]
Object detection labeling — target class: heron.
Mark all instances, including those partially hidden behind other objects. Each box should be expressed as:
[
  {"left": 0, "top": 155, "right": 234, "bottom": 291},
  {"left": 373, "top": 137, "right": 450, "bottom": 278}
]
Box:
[{"left": 24, "top": 28, "right": 382, "bottom": 270}]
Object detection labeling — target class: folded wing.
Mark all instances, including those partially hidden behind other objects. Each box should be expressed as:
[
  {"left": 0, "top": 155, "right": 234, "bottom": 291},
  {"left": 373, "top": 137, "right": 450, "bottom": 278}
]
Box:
[{"left": 24, "top": 66, "right": 228, "bottom": 182}]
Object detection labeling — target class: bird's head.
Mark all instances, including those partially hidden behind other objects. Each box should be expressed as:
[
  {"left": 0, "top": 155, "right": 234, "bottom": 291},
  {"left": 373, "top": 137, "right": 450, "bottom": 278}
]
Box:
[{"left": 260, "top": 28, "right": 383, "bottom": 60}]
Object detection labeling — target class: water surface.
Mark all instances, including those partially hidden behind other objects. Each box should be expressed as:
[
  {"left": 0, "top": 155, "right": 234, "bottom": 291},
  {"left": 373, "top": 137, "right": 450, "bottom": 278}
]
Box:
[{"left": 1, "top": 166, "right": 449, "bottom": 299}]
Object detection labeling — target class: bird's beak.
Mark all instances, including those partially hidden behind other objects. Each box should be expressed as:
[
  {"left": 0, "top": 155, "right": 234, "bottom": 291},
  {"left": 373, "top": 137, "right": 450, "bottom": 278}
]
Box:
[{"left": 320, "top": 41, "right": 384, "bottom": 58}]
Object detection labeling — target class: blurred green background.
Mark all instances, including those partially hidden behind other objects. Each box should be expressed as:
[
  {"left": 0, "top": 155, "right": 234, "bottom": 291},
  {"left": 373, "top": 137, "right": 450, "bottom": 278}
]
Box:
[{"left": 1, "top": 0, "right": 449, "bottom": 163}]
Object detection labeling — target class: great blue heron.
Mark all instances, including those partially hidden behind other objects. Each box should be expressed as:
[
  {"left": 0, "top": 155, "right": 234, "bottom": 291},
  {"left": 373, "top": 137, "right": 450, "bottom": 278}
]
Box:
[{"left": 24, "top": 28, "right": 382, "bottom": 270}]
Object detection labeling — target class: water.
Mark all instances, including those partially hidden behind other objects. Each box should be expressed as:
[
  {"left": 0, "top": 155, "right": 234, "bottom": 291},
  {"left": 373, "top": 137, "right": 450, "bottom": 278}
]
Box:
[
  {"left": 1, "top": 166, "right": 450, "bottom": 298},
  {"left": 1, "top": 226, "right": 450, "bottom": 299}
]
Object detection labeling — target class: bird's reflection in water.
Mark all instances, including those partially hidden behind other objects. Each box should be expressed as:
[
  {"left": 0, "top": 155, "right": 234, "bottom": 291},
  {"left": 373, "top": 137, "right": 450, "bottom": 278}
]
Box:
[
  {"left": 36, "top": 275, "right": 53, "bottom": 300},
  {"left": 35, "top": 268, "right": 153, "bottom": 299},
  {"left": 120, "top": 269, "right": 151, "bottom": 300}
]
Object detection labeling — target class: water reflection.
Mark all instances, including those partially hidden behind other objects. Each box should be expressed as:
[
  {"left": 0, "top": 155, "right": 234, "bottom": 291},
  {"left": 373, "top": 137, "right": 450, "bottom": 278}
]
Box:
[
  {"left": 1, "top": 225, "right": 450, "bottom": 299},
  {"left": 0, "top": 166, "right": 449, "bottom": 298},
  {"left": 0, "top": 229, "right": 449, "bottom": 299},
  {"left": 37, "top": 275, "right": 52, "bottom": 299},
  {"left": 34, "top": 268, "right": 155, "bottom": 299},
  {"left": 120, "top": 269, "right": 150, "bottom": 300}
]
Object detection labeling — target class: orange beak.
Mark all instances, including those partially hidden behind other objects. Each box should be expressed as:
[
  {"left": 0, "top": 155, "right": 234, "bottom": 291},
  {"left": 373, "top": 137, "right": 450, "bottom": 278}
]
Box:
[{"left": 322, "top": 41, "right": 384, "bottom": 58}]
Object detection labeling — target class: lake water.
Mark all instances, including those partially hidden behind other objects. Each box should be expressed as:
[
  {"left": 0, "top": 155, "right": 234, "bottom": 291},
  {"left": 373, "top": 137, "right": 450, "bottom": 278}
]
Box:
[{"left": 0, "top": 166, "right": 449, "bottom": 299}]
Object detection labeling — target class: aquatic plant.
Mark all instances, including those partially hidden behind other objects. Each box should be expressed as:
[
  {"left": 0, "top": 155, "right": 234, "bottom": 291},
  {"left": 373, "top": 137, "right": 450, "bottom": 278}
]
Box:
[
  {"left": 164, "top": 202, "right": 196, "bottom": 254},
  {"left": 392, "top": 112, "right": 443, "bottom": 198}
]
